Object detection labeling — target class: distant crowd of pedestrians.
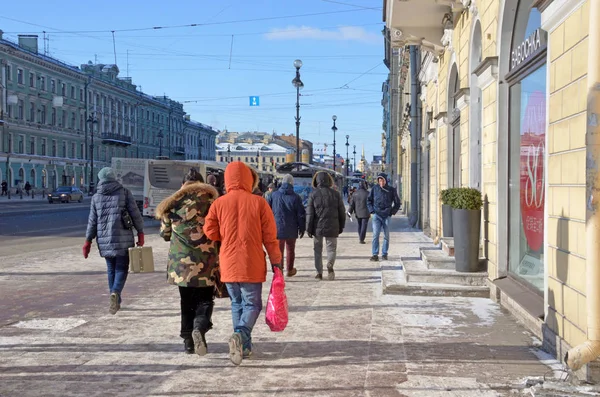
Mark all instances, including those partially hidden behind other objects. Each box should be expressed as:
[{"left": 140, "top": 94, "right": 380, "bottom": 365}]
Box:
[{"left": 81, "top": 162, "right": 400, "bottom": 366}]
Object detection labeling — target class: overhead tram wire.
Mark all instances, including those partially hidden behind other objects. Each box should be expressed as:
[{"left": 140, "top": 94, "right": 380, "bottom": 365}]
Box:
[{"left": 0, "top": 9, "right": 381, "bottom": 34}]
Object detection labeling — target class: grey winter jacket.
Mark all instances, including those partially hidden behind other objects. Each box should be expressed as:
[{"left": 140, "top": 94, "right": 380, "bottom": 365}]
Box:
[
  {"left": 306, "top": 172, "right": 346, "bottom": 238},
  {"left": 85, "top": 180, "right": 144, "bottom": 257},
  {"left": 349, "top": 183, "right": 370, "bottom": 219}
]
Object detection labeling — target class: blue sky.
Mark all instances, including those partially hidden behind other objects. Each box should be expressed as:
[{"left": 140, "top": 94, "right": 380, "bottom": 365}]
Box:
[{"left": 0, "top": 0, "right": 387, "bottom": 161}]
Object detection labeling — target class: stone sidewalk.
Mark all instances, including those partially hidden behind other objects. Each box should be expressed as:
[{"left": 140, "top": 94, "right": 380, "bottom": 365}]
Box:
[{"left": 0, "top": 217, "right": 564, "bottom": 396}]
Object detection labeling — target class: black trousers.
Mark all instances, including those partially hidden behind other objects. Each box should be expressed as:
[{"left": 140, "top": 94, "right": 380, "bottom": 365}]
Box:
[
  {"left": 179, "top": 286, "right": 214, "bottom": 340},
  {"left": 357, "top": 218, "right": 369, "bottom": 243}
]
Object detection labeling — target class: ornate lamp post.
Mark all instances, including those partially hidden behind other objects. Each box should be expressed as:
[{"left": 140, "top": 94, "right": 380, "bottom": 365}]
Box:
[
  {"left": 353, "top": 145, "right": 356, "bottom": 173},
  {"left": 86, "top": 113, "right": 98, "bottom": 195},
  {"left": 227, "top": 144, "right": 231, "bottom": 163},
  {"left": 292, "top": 59, "right": 303, "bottom": 166},
  {"left": 331, "top": 115, "right": 337, "bottom": 172},
  {"left": 345, "top": 135, "right": 350, "bottom": 177},
  {"left": 199, "top": 138, "right": 203, "bottom": 161}
]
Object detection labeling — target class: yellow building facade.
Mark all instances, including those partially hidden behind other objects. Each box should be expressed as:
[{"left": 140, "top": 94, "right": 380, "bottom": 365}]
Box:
[{"left": 385, "top": 0, "right": 599, "bottom": 380}]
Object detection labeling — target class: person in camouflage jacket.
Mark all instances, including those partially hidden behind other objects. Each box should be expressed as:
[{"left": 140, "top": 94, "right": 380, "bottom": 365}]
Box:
[{"left": 156, "top": 168, "right": 219, "bottom": 356}]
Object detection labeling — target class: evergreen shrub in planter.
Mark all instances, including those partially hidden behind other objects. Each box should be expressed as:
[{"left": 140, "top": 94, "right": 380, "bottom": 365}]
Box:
[{"left": 451, "top": 188, "right": 483, "bottom": 273}]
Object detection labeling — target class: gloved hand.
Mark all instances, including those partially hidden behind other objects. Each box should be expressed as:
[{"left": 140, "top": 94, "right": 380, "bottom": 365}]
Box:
[
  {"left": 271, "top": 263, "right": 283, "bottom": 273},
  {"left": 82, "top": 240, "right": 92, "bottom": 259},
  {"left": 299, "top": 231, "right": 305, "bottom": 239},
  {"left": 137, "top": 233, "right": 145, "bottom": 247}
]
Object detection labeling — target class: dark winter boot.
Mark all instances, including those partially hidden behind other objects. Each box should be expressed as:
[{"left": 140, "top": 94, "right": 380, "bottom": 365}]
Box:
[{"left": 184, "top": 338, "right": 194, "bottom": 354}]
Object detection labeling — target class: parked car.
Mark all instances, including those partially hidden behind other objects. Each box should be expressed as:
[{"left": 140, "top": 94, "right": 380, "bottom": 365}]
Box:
[{"left": 48, "top": 186, "right": 84, "bottom": 203}]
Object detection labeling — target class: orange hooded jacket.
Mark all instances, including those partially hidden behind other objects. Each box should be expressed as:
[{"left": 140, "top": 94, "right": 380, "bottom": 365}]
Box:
[{"left": 203, "top": 162, "right": 282, "bottom": 283}]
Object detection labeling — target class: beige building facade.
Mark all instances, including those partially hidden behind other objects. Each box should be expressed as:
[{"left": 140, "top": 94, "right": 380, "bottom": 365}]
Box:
[{"left": 384, "top": 0, "right": 599, "bottom": 381}]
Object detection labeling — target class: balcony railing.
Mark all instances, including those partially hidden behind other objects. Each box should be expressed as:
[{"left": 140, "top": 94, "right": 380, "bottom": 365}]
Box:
[
  {"left": 101, "top": 133, "right": 132, "bottom": 146},
  {"left": 173, "top": 146, "right": 185, "bottom": 154}
]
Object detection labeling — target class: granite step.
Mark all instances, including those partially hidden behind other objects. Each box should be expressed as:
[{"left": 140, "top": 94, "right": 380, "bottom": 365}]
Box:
[
  {"left": 420, "top": 248, "right": 456, "bottom": 270},
  {"left": 404, "top": 260, "right": 488, "bottom": 287},
  {"left": 381, "top": 260, "right": 490, "bottom": 298},
  {"left": 441, "top": 238, "right": 455, "bottom": 257}
]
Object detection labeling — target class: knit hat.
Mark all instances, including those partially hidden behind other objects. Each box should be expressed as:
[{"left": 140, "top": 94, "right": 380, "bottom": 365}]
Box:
[
  {"left": 282, "top": 174, "right": 294, "bottom": 185},
  {"left": 98, "top": 167, "right": 117, "bottom": 182},
  {"left": 268, "top": 183, "right": 276, "bottom": 189}
]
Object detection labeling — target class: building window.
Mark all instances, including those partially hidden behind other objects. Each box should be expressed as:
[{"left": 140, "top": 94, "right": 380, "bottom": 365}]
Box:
[
  {"left": 71, "top": 86, "right": 76, "bottom": 99},
  {"left": 41, "top": 139, "right": 46, "bottom": 156},
  {"left": 61, "top": 110, "right": 66, "bottom": 127},
  {"left": 18, "top": 135, "right": 24, "bottom": 154},
  {"left": 61, "top": 82, "right": 66, "bottom": 96},
  {"left": 29, "top": 102, "right": 35, "bottom": 122},
  {"left": 71, "top": 112, "right": 76, "bottom": 129},
  {"left": 80, "top": 88, "right": 83, "bottom": 101},
  {"left": 80, "top": 143, "right": 84, "bottom": 159},
  {"left": 51, "top": 108, "right": 56, "bottom": 125},
  {"left": 80, "top": 114, "right": 84, "bottom": 130},
  {"left": 40, "top": 105, "right": 46, "bottom": 124},
  {"left": 29, "top": 72, "right": 34, "bottom": 88},
  {"left": 6, "top": 65, "right": 11, "bottom": 81},
  {"left": 71, "top": 143, "right": 76, "bottom": 158},
  {"left": 39, "top": 76, "right": 45, "bottom": 91},
  {"left": 51, "top": 79, "right": 56, "bottom": 93},
  {"left": 30, "top": 137, "right": 35, "bottom": 155},
  {"left": 17, "top": 69, "right": 23, "bottom": 84},
  {"left": 18, "top": 100, "right": 24, "bottom": 120},
  {"left": 507, "top": 5, "right": 546, "bottom": 293},
  {"left": 62, "top": 142, "right": 67, "bottom": 158}
]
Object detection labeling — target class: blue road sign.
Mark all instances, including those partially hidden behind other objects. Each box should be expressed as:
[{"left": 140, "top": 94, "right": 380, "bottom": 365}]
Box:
[{"left": 249, "top": 96, "right": 260, "bottom": 106}]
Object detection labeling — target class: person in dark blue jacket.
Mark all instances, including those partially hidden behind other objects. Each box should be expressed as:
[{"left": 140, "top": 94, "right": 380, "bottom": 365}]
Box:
[
  {"left": 367, "top": 173, "right": 400, "bottom": 261},
  {"left": 267, "top": 174, "right": 306, "bottom": 277},
  {"left": 83, "top": 167, "right": 144, "bottom": 314}
]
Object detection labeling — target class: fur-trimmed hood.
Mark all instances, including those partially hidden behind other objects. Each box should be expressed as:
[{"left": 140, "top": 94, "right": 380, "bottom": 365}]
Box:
[
  {"left": 312, "top": 171, "right": 334, "bottom": 188},
  {"left": 249, "top": 166, "right": 260, "bottom": 192},
  {"left": 155, "top": 182, "right": 219, "bottom": 219}
]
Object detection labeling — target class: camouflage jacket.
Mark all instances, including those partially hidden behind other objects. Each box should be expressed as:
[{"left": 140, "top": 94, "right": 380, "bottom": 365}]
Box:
[{"left": 156, "top": 182, "right": 220, "bottom": 287}]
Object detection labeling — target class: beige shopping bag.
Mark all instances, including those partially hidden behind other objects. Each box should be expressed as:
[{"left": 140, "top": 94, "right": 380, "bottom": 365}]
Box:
[{"left": 128, "top": 246, "right": 155, "bottom": 273}]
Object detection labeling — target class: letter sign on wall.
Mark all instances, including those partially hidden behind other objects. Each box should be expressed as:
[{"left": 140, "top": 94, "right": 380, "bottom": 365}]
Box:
[{"left": 510, "top": 29, "right": 548, "bottom": 71}]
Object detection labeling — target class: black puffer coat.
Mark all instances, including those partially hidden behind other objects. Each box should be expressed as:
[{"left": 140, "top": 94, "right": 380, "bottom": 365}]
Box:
[
  {"left": 306, "top": 172, "right": 346, "bottom": 238},
  {"left": 349, "top": 181, "right": 370, "bottom": 219},
  {"left": 86, "top": 180, "right": 144, "bottom": 257}
]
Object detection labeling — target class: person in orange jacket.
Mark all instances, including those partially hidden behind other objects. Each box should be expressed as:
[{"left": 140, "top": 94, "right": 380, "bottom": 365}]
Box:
[{"left": 203, "top": 161, "right": 282, "bottom": 365}]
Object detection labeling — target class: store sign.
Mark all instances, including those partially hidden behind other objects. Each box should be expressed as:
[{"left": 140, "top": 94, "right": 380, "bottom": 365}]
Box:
[{"left": 511, "top": 29, "right": 547, "bottom": 70}]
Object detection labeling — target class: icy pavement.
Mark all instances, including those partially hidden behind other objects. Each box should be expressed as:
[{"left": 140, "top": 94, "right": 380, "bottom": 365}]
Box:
[{"left": 0, "top": 216, "right": 565, "bottom": 396}]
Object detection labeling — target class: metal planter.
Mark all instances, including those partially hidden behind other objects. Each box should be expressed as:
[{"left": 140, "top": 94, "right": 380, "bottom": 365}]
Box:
[
  {"left": 442, "top": 204, "right": 453, "bottom": 237},
  {"left": 452, "top": 208, "right": 481, "bottom": 272}
]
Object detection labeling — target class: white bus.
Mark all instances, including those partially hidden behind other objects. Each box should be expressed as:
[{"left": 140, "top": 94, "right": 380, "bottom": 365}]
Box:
[{"left": 142, "top": 159, "right": 227, "bottom": 218}]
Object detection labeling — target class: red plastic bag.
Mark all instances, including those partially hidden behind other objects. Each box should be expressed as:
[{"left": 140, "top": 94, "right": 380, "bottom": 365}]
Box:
[{"left": 265, "top": 267, "right": 288, "bottom": 332}]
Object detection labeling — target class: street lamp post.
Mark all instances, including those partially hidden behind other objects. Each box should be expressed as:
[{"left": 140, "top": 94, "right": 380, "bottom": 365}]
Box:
[
  {"left": 292, "top": 59, "right": 303, "bottom": 167},
  {"left": 157, "top": 130, "right": 164, "bottom": 158},
  {"left": 87, "top": 113, "right": 98, "bottom": 195},
  {"left": 227, "top": 144, "right": 231, "bottom": 163},
  {"left": 199, "top": 138, "right": 203, "bottom": 161},
  {"left": 345, "top": 135, "right": 350, "bottom": 177},
  {"left": 353, "top": 145, "right": 356, "bottom": 173},
  {"left": 331, "top": 115, "right": 337, "bottom": 172}
]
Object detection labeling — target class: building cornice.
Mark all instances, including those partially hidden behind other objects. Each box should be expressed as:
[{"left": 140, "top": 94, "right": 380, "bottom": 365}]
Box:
[
  {"left": 541, "top": 0, "right": 586, "bottom": 32},
  {"left": 473, "top": 56, "right": 498, "bottom": 90}
]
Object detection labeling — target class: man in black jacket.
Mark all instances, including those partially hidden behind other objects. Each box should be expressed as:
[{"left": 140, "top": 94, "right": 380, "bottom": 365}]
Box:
[
  {"left": 306, "top": 172, "right": 346, "bottom": 280},
  {"left": 349, "top": 180, "right": 370, "bottom": 244},
  {"left": 367, "top": 173, "right": 400, "bottom": 261}
]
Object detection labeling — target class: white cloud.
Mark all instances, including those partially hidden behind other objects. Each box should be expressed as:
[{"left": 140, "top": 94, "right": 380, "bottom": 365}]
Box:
[{"left": 264, "top": 25, "right": 380, "bottom": 45}]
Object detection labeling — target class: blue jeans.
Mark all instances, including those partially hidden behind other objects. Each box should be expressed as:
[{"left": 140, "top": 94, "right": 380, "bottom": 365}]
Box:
[
  {"left": 106, "top": 255, "right": 130, "bottom": 302},
  {"left": 226, "top": 282, "right": 263, "bottom": 351},
  {"left": 371, "top": 214, "right": 390, "bottom": 256}
]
